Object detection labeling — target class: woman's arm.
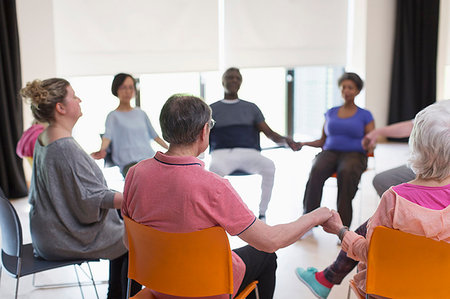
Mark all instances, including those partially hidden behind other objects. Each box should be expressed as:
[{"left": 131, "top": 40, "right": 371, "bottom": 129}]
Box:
[
  {"left": 257, "top": 121, "right": 299, "bottom": 150},
  {"left": 362, "top": 120, "right": 375, "bottom": 152},
  {"left": 91, "top": 137, "right": 111, "bottom": 159},
  {"left": 300, "top": 125, "right": 327, "bottom": 148},
  {"left": 113, "top": 192, "right": 124, "bottom": 209},
  {"left": 322, "top": 190, "right": 397, "bottom": 263},
  {"left": 238, "top": 207, "right": 332, "bottom": 252},
  {"left": 154, "top": 136, "right": 169, "bottom": 149}
]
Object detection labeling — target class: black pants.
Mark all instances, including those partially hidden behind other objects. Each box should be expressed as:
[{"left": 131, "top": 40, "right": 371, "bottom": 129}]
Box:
[
  {"left": 234, "top": 245, "right": 277, "bottom": 299},
  {"left": 303, "top": 150, "right": 367, "bottom": 227},
  {"left": 107, "top": 252, "right": 141, "bottom": 299}
]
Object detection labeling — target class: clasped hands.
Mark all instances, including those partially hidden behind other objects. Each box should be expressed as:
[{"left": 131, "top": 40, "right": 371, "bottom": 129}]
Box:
[{"left": 313, "top": 207, "right": 345, "bottom": 236}]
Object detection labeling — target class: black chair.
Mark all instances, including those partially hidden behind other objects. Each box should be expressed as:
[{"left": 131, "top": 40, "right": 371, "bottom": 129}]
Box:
[
  {"left": 100, "top": 134, "right": 116, "bottom": 168},
  {"left": 0, "top": 188, "right": 100, "bottom": 299}
]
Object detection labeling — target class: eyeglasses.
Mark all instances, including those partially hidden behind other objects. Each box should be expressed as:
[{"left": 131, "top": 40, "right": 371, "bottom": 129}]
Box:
[{"left": 209, "top": 119, "right": 216, "bottom": 129}]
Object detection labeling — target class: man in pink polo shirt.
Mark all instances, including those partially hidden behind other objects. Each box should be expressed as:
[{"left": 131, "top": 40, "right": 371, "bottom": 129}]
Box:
[{"left": 122, "top": 94, "right": 332, "bottom": 299}]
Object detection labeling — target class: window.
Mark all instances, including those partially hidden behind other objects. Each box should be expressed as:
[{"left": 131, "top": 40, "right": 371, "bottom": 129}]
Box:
[{"left": 293, "top": 66, "right": 344, "bottom": 140}]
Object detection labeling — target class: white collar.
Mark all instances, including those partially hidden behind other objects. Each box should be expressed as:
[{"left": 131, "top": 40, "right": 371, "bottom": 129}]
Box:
[{"left": 221, "top": 99, "right": 240, "bottom": 104}]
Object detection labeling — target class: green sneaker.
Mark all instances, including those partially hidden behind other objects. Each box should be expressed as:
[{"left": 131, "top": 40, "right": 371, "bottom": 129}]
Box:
[{"left": 295, "top": 267, "right": 331, "bottom": 299}]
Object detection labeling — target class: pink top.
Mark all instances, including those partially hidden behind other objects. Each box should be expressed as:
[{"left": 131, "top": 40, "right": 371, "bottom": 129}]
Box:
[
  {"left": 122, "top": 152, "right": 256, "bottom": 299},
  {"left": 16, "top": 124, "right": 45, "bottom": 158},
  {"left": 342, "top": 183, "right": 450, "bottom": 295},
  {"left": 392, "top": 183, "right": 449, "bottom": 210}
]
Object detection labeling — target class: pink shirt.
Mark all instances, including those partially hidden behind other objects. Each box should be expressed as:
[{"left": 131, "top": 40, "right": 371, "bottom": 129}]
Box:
[
  {"left": 342, "top": 183, "right": 450, "bottom": 296},
  {"left": 392, "top": 183, "right": 449, "bottom": 210},
  {"left": 122, "top": 152, "right": 256, "bottom": 298},
  {"left": 16, "top": 124, "right": 45, "bottom": 158}
]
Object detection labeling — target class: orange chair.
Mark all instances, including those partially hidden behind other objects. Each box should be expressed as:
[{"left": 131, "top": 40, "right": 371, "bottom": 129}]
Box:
[
  {"left": 349, "top": 226, "right": 450, "bottom": 299},
  {"left": 123, "top": 216, "right": 259, "bottom": 299}
]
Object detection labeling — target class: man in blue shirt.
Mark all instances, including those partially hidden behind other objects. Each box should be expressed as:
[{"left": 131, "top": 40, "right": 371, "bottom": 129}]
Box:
[{"left": 209, "top": 67, "right": 299, "bottom": 220}]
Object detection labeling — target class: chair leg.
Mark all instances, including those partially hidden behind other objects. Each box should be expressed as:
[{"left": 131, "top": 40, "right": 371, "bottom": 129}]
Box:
[
  {"left": 14, "top": 278, "right": 19, "bottom": 299},
  {"left": 126, "top": 278, "right": 132, "bottom": 299},
  {"left": 347, "top": 284, "right": 351, "bottom": 299},
  {"left": 73, "top": 264, "right": 85, "bottom": 299},
  {"left": 255, "top": 285, "right": 260, "bottom": 299},
  {"left": 15, "top": 258, "right": 22, "bottom": 299},
  {"left": 86, "top": 262, "right": 99, "bottom": 299}
]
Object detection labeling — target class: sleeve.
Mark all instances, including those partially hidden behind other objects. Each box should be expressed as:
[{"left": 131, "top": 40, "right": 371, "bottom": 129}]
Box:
[
  {"left": 122, "top": 165, "right": 136, "bottom": 219},
  {"left": 16, "top": 124, "right": 45, "bottom": 158},
  {"left": 211, "top": 178, "right": 256, "bottom": 236},
  {"left": 63, "top": 142, "right": 116, "bottom": 211},
  {"left": 341, "top": 189, "right": 397, "bottom": 262},
  {"left": 103, "top": 112, "right": 114, "bottom": 140},
  {"left": 252, "top": 103, "right": 265, "bottom": 124},
  {"left": 363, "top": 109, "right": 374, "bottom": 124},
  {"left": 143, "top": 112, "right": 158, "bottom": 140}
]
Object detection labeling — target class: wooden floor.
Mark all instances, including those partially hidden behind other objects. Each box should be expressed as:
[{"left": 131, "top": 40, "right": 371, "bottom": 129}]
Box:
[{"left": 0, "top": 143, "right": 410, "bottom": 299}]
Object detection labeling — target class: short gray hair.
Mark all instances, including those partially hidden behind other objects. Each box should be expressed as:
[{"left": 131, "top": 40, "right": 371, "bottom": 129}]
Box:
[
  {"left": 408, "top": 100, "right": 450, "bottom": 181},
  {"left": 160, "top": 94, "right": 211, "bottom": 145}
]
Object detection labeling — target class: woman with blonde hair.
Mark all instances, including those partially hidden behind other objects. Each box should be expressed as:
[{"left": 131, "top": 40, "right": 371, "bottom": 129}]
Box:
[{"left": 21, "top": 78, "right": 140, "bottom": 299}]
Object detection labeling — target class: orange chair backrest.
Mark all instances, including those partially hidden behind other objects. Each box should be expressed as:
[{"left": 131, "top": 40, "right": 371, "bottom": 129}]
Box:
[
  {"left": 123, "top": 216, "right": 234, "bottom": 297},
  {"left": 366, "top": 226, "right": 450, "bottom": 299}
]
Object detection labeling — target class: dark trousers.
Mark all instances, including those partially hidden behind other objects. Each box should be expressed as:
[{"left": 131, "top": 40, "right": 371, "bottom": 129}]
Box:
[
  {"left": 323, "top": 220, "right": 368, "bottom": 284},
  {"left": 234, "top": 246, "right": 278, "bottom": 299},
  {"left": 303, "top": 150, "right": 367, "bottom": 227},
  {"left": 107, "top": 253, "right": 141, "bottom": 299},
  {"left": 121, "top": 162, "right": 138, "bottom": 178}
]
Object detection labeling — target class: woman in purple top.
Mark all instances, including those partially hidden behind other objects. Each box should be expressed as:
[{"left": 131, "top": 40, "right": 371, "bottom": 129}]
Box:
[{"left": 297, "top": 72, "right": 375, "bottom": 228}]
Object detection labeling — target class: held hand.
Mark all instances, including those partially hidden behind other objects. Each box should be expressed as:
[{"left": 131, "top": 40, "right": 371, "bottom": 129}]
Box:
[
  {"left": 362, "top": 130, "right": 378, "bottom": 151},
  {"left": 286, "top": 138, "right": 303, "bottom": 151},
  {"left": 311, "top": 207, "right": 332, "bottom": 223},
  {"left": 321, "top": 210, "right": 343, "bottom": 235},
  {"left": 91, "top": 149, "right": 107, "bottom": 160}
]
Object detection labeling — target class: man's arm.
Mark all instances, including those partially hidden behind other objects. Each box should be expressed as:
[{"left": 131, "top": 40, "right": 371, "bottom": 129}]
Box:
[
  {"left": 257, "top": 121, "right": 300, "bottom": 150},
  {"left": 238, "top": 207, "right": 331, "bottom": 252},
  {"left": 362, "top": 120, "right": 414, "bottom": 150}
]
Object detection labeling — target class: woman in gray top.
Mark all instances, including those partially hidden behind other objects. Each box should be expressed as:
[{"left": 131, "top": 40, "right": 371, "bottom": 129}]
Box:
[
  {"left": 21, "top": 78, "right": 140, "bottom": 299},
  {"left": 91, "top": 73, "right": 168, "bottom": 176}
]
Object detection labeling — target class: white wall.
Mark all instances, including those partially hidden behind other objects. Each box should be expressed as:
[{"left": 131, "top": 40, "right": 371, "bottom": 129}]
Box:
[
  {"left": 364, "top": 0, "right": 396, "bottom": 127},
  {"left": 16, "top": 0, "right": 57, "bottom": 83}
]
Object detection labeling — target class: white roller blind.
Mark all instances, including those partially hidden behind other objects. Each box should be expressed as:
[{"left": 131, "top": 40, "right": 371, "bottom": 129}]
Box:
[
  {"left": 51, "top": 0, "right": 348, "bottom": 76},
  {"left": 223, "top": 0, "right": 348, "bottom": 68},
  {"left": 52, "top": 0, "right": 219, "bottom": 76}
]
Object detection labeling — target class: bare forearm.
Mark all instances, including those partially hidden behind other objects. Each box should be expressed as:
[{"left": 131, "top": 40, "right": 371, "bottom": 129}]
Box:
[
  {"left": 239, "top": 207, "right": 331, "bottom": 252},
  {"left": 154, "top": 137, "right": 169, "bottom": 149},
  {"left": 113, "top": 192, "right": 123, "bottom": 209},
  {"left": 264, "top": 213, "right": 325, "bottom": 251},
  {"left": 302, "top": 139, "right": 325, "bottom": 148},
  {"left": 377, "top": 120, "right": 414, "bottom": 138},
  {"left": 100, "top": 137, "right": 111, "bottom": 151}
]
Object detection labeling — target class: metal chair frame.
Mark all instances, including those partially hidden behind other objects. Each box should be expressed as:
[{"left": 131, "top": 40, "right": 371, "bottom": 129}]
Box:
[{"left": 0, "top": 190, "right": 101, "bottom": 299}]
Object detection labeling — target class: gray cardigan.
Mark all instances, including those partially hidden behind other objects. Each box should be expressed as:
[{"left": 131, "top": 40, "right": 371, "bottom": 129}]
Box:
[{"left": 29, "top": 137, "right": 126, "bottom": 260}]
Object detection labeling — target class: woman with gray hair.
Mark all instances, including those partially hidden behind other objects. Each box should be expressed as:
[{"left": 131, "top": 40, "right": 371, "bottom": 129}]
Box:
[
  {"left": 296, "top": 99, "right": 450, "bottom": 299},
  {"left": 122, "top": 94, "right": 333, "bottom": 299}
]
